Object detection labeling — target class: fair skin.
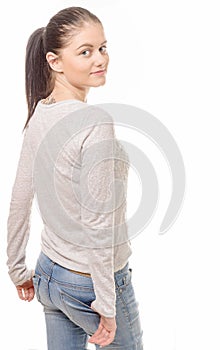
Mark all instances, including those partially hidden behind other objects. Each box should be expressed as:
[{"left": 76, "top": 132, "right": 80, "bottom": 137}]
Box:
[
  {"left": 16, "top": 21, "right": 117, "bottom": 348},
  {"left": 46, "top": 21, "right": 109, "bottom": 103}
]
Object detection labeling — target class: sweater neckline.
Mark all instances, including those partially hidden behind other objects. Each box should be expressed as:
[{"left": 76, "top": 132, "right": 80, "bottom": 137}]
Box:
[{"left": 38, "top": 99, "right": 86, "bottom": 109}]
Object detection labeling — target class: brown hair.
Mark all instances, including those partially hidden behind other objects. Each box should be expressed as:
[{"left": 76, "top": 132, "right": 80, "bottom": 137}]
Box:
[{"left": 23, "top": 7, "right": 102, "bottom": 131}]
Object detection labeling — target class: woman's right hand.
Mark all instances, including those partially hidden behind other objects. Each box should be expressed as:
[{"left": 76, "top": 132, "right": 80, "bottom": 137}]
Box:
[
  {"left": 16, "top": 278, "right": 35, "bottom": 302},
  {"left": 88, "top": 315, "right": 117, "bottom": 347}
]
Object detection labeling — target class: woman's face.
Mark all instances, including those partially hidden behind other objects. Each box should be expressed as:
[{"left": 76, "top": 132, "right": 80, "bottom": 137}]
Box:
[{"left": 54, "top": 22, "right": 109, "bottom": 90}]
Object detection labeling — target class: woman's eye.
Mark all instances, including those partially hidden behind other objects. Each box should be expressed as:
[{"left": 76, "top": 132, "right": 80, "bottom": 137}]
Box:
[
  {"left": 81, "top": 50, "right": 91, "bottom": 56},
  {"left": 99, "top": 46, "right": 108, "bottom": 54}
]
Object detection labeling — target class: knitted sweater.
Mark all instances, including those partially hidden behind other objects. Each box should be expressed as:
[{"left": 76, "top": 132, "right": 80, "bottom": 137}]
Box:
[{"left": 7, "top": 100, "right": 132, "bottom": 317}]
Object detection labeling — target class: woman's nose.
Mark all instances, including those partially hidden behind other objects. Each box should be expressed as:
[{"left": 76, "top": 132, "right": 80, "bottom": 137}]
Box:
[{"left": 94, "top": 50, "right": 108, "bottom": 67}]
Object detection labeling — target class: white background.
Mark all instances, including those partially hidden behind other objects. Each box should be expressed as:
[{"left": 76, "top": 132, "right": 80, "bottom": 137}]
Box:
[{"left": 1, "top": 0, "right": 220, "bottom": 349}]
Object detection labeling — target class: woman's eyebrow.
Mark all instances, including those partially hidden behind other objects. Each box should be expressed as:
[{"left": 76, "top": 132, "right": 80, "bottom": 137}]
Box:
[{"left": 76, "top": 40, "right": 107, "bottom": 50}]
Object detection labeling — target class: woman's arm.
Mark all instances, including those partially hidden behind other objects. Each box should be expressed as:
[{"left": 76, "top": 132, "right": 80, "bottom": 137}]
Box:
[
  {"left": 80, "top": 108, "right": 118, "bottom": 318},
  {"left": 7, "top": 128, "right": 35, "bottom": 287}
]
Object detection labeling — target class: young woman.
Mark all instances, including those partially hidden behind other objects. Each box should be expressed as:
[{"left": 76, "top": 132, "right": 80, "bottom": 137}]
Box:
[{"left": 7, "top": 6, "right": 143, "bottom": 349}]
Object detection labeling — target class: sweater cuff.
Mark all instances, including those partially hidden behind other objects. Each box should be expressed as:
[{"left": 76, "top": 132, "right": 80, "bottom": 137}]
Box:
[
  {"left": 12, "top": 269, "right": 34, "bottom": 286},
  {"left": 91, "top": 299, "right": 116, "bottom": 318}
]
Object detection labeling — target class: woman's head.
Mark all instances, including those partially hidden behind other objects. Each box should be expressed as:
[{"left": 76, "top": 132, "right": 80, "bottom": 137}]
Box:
[
  {"left": 44, "top": 7, "right": 102, "bottom": 52},
  {"left": 24, "top": 7, "right": 108, "bottom": 130}
]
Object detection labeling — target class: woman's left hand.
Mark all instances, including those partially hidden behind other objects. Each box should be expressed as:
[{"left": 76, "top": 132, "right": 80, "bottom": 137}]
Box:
[{"left": 16, "top": 279, "right": 35, "bottom": 302}]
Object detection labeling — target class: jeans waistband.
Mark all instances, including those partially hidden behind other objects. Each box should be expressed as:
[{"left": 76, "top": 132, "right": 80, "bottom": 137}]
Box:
[{"left": 36, "top": 251, "right": 129, "bottom": 279}]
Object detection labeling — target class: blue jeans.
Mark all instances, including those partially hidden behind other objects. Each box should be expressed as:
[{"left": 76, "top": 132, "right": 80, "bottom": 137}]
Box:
[{"left": 33, "top": 252, "right": 143, "bottom": 349}]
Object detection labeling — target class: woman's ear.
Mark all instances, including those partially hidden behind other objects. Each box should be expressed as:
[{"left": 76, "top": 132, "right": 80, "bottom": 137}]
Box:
[{"left": 46, "top": 52, "right": 63, "bottom": 73}]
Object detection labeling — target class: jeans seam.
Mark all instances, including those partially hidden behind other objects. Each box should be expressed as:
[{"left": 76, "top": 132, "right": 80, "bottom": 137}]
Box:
[
  {"left": 35, "top": 262, "right": 55, "bottom": 306},
  {"left": 37, "top": 261, "right": 52, "bottom": 280},
  {"left": 50, "top": 277, "right": 94, "bottom": 292},
  {"left": 116, "top": 293, "right": 143, "bottom": 349},
  {"left": 117, "top": 291, "right": 133, "bottom": 330},
  {"left": 33, "top": 274, "right": 41, "bottom": 303}
]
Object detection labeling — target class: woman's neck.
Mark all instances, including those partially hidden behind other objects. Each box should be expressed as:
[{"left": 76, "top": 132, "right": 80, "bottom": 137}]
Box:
[{"left": 51, "top": 79, "right": 89, "bottom": 103}]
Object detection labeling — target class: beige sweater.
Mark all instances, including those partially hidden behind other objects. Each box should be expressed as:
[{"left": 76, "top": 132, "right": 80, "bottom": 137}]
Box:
[{"left": 6, "top": 100, "right": 132, "bottom": 317}]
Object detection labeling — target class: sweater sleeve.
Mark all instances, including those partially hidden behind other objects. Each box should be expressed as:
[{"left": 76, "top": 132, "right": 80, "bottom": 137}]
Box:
[
  {"left": 6, "top": 127, "right": 35, "bottom": 286},
  {"left": 80, "top": 111, "right": 118, "bottom": 317}
]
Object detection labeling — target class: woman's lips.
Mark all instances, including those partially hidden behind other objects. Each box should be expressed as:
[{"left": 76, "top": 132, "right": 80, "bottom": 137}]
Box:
[{"left": 90, "top": 69, "right": 106, "bottom": 76}]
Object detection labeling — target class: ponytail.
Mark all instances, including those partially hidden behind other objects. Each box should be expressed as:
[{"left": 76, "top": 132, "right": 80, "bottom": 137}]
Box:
[{"left": 23, "top": 27, "right": 52, "bottom": 131}]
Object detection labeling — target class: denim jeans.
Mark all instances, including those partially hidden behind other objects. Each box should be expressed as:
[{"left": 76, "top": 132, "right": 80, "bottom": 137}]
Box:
[{"left": 33, "top": 251, "right": 143, "bottom": 349}]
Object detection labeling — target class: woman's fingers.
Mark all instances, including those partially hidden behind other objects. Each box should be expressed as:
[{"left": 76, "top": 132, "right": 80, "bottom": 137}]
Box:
[
  {"left": 28, "top": 287, "right": 35, "bottom": 301},
  {"left": 89, "top": 323, "right": 104, "bottom": 343},
  {"left": 89, "top": 324, "right": 115, "bottom": 347},
  {"left": 99, "top": 331, "right": 115, "bottom": 347},
  {"left": 16, "top": 279, "right": 35, "bottom": 302},
  {"left": 24, "top": 287, "right": 35, "bottom": 301},
  {"left": 16, "top": 286, "right": 25, "bottom": 300}
]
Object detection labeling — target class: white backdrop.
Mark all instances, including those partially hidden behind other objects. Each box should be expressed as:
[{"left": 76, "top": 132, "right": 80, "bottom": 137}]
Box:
[{"left": 1, "top": 0, "right": 220, "bottom": 349}]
